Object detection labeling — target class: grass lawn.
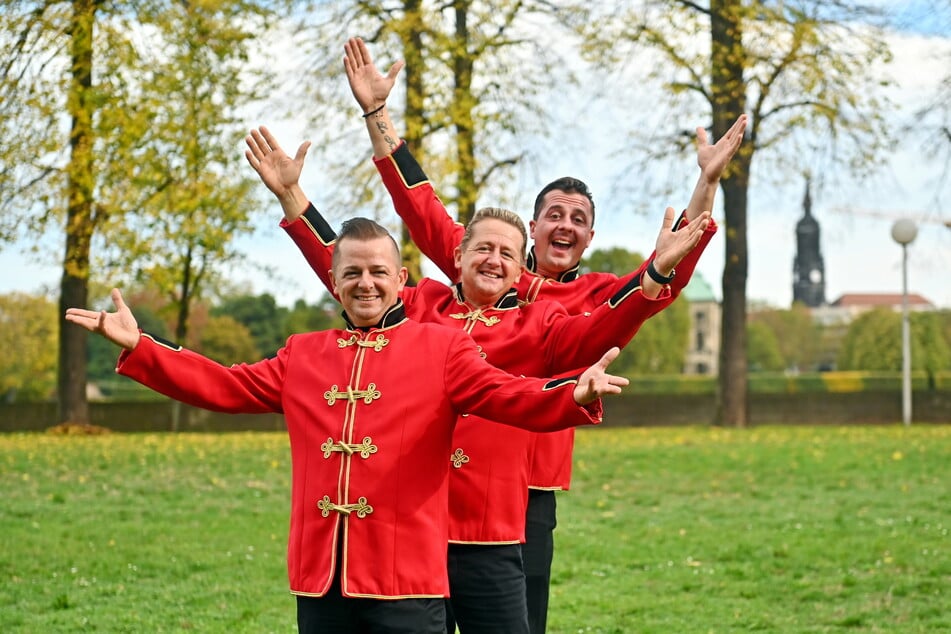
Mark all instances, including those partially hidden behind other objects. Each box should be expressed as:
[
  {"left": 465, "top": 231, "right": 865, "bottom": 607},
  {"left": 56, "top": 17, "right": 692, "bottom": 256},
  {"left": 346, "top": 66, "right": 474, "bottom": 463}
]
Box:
[{"left": 1, "top": 426, "right": 948, "bottom": 633}]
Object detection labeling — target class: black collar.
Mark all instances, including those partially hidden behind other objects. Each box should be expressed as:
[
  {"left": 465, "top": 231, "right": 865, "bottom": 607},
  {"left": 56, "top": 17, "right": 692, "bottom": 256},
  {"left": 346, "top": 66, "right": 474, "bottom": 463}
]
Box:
[
  {"left": 526, "top": 246, "right": 581, "bottom": 283},
  {"left": 453, "top": 283, "right": 520, "bottom": 310},
  {"left": 342, "top": 300, "right": 408, "bottom": 331}
]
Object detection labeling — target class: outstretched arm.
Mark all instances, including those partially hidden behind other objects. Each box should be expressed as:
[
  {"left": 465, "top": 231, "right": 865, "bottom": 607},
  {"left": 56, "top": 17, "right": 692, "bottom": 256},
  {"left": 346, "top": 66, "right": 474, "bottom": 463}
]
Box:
[
  {"left": 65, "top": 288, "right": 141, "bottom": 350},
  {"left": 345, "top": 36, "right": 464, "bottom": 279},
  {"left": 343, "top": 36, "right": 404, "bottom": 159},
  {"left": 245, "top": 126, "right": 312, "bottom": 222},
  {"left": 244, "top": 125, "right": 338, "bottom": 293},
  {"left": 684, "top": 113, "right": 747, "bottom": 221}
]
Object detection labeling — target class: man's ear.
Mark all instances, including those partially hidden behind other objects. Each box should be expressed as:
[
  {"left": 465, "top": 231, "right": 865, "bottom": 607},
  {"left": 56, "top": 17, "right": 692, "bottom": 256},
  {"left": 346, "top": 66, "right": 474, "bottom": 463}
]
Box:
[
  {"left": 584, "top": 228, "right": 595, "bottom": 249},
  {"left": 396, "top": 266, "right": 408, "bottom": 290},
  {"left": 529, "top": 219, "right": 537, "bottom": 239}
]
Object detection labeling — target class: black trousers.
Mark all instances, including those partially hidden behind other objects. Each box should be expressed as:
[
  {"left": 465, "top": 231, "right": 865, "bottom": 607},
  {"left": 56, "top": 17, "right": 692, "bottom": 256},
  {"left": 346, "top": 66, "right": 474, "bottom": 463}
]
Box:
[
  {"left": 296, "top": 570, "right": 446, "bottom": 634},
  {"left": 522, "top": 489, "right": 557, "bottom": 634},
  {"left": 446, "top": 543, "right": 530, "bottom": 634}
]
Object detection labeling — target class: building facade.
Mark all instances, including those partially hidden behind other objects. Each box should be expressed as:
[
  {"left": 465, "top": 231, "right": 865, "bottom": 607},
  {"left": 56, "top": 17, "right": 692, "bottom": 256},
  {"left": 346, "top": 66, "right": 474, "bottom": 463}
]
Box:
[{"left": 683, "top": 272, "right": 720, "bottom": 376}]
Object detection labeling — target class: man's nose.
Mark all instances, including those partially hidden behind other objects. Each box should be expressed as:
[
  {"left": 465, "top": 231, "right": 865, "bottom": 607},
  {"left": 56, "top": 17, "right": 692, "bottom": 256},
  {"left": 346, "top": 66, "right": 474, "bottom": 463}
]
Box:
[{"left": 357, "top": 271, "right": 375, "bottom": 287}]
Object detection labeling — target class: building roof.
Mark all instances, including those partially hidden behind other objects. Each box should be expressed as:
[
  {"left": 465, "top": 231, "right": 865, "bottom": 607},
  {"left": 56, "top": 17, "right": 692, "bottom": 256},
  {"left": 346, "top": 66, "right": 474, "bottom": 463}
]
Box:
[
  {"left": 683, "top": 272, "right": 718, "bottom": 303},
  {"left": 831, "top": 293, "right": 934, "bottom": 308}
]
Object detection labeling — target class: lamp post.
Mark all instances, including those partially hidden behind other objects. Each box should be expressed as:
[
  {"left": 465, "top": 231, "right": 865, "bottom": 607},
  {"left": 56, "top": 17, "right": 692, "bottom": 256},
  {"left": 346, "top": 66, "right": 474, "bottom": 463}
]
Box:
[{"left": 890, "top": 219, "right": 918, "bottom": 426}]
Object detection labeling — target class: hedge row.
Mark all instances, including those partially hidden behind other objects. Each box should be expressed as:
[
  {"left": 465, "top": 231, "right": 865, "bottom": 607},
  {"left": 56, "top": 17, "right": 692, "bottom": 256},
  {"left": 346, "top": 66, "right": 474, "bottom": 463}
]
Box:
[{"left": 627, "top": 371, "right": 951, "bottom": 395}]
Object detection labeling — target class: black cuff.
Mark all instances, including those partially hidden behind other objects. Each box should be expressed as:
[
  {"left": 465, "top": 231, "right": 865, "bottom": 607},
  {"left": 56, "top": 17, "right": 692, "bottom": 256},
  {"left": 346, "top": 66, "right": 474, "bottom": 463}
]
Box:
[{"left": 646, "top": 260, "right": 675, "bottom": 285}]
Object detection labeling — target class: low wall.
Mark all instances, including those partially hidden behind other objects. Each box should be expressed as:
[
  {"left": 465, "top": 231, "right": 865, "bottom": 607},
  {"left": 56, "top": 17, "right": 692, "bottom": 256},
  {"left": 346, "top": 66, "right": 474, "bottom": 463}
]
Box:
[
  {"left": 602, "top": 390, "right": 951, "bottom": 426},
  {"left": 0, "top": 401, "right": 285, "bottom": 433},
  {"left": 2, "top": 391, "right": 950, "bottom": 432}
]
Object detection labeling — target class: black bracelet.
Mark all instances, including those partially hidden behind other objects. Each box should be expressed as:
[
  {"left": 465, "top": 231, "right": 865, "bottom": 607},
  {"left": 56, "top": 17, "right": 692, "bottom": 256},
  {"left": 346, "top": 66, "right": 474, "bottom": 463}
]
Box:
[
  {"left": 646, "top": 260, "right": 676, "bottom": 285},
  {"left": 362, "top": 103, "right": 385, "bottom": 118}
]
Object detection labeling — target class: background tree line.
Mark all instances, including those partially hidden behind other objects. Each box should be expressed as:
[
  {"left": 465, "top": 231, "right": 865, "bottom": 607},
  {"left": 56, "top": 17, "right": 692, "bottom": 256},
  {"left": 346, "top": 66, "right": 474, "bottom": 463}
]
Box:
[
  {"left": 1, "top": 1, "right": 949, "bottom": 424},
  {"left": 4, "top": 265, "right": 951, "bottom": 403}
]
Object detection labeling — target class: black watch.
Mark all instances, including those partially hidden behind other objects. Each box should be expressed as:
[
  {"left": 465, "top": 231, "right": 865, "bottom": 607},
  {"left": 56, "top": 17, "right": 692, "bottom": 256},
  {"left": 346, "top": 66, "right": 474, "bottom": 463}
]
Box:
[{"left": 646, "top": 260, "right": 676, "bottom": 285}]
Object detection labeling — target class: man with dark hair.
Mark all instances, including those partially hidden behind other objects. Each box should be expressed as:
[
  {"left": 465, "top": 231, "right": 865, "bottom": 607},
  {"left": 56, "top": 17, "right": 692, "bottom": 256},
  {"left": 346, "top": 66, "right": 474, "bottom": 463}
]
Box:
[{"left": 65, "top": 217, "right": 628, "bottom": 634}]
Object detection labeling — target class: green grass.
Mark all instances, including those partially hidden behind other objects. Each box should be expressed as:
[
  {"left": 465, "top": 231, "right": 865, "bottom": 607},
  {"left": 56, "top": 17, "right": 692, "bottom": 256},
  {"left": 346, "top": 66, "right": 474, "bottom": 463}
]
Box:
[{"left": 1, "top": 426, "right": 948, "bottom": 633}]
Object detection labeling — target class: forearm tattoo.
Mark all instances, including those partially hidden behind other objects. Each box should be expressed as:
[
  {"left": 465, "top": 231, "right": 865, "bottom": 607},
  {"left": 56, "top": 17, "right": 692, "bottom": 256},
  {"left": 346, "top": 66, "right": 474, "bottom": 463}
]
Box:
[{"left": 374, "top": 119, "right": 398, "bottom": 152}]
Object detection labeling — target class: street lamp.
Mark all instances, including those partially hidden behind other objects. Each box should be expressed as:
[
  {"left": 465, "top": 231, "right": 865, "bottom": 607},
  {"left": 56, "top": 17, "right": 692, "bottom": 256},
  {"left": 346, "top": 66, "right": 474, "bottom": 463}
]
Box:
[{"left": 890, "top": 219, "right": 918, "bottom": 426}]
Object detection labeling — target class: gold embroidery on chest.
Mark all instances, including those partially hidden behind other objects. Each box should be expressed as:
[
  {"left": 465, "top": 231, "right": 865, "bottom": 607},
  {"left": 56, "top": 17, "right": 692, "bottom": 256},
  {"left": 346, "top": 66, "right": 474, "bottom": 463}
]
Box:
[
  {"left": 324, "top": 383, "right": 382, "bottom": 406},
  {"left": 317, "top": 495, "right": 373, "bottom": 518},
  {"left": 449, "top": 308, "right": 501, "bottom": 329},
  {"left": 450, "top": 448, "right": 470, "bottom": 468},
  {"left": 337, "top": 334, "right": 390, "bottom": 351},
  {"left": 320, "top": 436, "right": 378, "bottom": 459}
]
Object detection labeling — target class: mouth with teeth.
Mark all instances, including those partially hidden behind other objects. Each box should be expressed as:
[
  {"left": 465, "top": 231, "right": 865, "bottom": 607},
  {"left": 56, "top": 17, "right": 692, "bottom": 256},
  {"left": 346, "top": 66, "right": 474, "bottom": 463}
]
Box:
[{"left": 550, "top": 238, "right": 574, "bottom": 252}]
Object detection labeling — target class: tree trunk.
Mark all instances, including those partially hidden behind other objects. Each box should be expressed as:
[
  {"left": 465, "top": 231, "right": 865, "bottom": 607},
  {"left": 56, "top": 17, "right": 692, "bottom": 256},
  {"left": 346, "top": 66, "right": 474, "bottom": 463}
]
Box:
[
  {"left": 399, "top": 0, "right": 426, "bottom": 283},
  {"left": 710, "top": 0, "right": 749, "bottom": 427},
  {"left": 717, "top": 174, "right": 750, "bottom": 427},
  {"left": 452, "top": 0, "right": 477, "bottom": 225},
  {"left": 57, "top": 0, "right": 97, "bottom": 425}
]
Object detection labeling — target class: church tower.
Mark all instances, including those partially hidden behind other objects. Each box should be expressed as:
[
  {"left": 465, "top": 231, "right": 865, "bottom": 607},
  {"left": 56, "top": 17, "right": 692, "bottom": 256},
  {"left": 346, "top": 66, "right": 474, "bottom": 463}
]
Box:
[{"left": 792, "top": 180, "right": 826, "bottom": 307}]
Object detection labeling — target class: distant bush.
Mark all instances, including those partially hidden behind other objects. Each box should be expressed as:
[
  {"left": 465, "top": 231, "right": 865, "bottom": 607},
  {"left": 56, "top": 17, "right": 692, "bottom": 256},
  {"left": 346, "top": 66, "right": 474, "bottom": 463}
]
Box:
[{"left": 627, "top": 371, "right": 951, "bottom": 394}]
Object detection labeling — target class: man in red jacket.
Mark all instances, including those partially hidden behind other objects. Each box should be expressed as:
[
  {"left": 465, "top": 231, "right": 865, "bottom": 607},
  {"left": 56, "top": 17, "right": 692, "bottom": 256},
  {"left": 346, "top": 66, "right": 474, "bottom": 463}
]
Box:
[
  {"left": 244, "top": 123, "right": 709, "bottom": 633},
  {"left": 65, "top": 217, "right": 628, "bottom": 634},
  {"left": 333, "top": 36, "right": 748, "bottom": 634}
]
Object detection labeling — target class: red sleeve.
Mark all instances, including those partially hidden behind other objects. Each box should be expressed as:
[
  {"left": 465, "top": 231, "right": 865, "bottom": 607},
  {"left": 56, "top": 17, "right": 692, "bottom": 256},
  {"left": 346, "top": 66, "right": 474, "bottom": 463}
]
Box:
[
  {"left": 116, "top": 333, "right": 285, "bottom": 413},
  {"left": 375, "top": 143, "right": 465, "bottom": 282},
  {"left": 637, "top": 212, "right": 718, "bottom": 299},
  {"left": 442, "top": 330, "right": 602, "bottom": 431},
  {"left": 541, "top": 275, "right": 674, "bottom": 373},
  {"left": 281, "top": 203, "right": 338, "bottom": 296},
  {"left": 667, "top": 215, "right": 717, "bottom": 297}
]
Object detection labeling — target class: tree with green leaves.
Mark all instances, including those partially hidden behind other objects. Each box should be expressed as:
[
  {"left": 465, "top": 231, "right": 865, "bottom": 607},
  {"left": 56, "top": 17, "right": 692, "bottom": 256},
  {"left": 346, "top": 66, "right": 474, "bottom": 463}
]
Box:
[
  {"left": 198, "top": 315, "right": 260, "bottom": 366},
  {"left": 746, "top": 320, "right": 784, "bottom": 372},
  {"left": 580, "top": 1, "right": 894, "bottom": 425},
  {"left": 212, "top": 293, "right": 288, "bottom": 357},
  {"left": 581, "top": 246, "right": 690, "bottom": 375},
  {"left": 285, "top": 296, "right": 345, "bottom": 335},
  {"left": 748, "top": 303, "right": 821, "bottom": 371},
  {"left": 0, "top": 1, "right": 275, "bottom": 424},
  {"left": 292, "top": 1, "right": 584, "bottom": 279},
  {"left": 0, "top": 292, "right": 58, "bottom": 401},
  {"left": 837, "top": 308, "right": 951, "bottom": 381},
  {"left": 98, "top": 0, "right": 269, "bottom": 346},
  {"left": 1, "top": 0, "right": 125, "bottom": 422}
]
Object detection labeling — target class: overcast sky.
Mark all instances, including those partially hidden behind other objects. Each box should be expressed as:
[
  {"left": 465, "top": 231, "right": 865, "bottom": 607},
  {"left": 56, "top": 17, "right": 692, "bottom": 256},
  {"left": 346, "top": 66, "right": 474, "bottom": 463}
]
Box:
[{"left": 2, "top": 8, "right": 949, "bottom": 310}]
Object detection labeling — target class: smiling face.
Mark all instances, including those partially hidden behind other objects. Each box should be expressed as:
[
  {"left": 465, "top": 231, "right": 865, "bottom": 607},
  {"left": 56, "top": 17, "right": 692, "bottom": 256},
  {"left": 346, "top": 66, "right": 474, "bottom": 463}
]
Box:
[
  {"left": 454, "top": 216, "right": 526, "bottom": 308},
  {"left": 530, "top": 189, "right": 595, "bottom": 278},
  {"left": 329, "top": 235, "right": 407, "bottom": 327}
]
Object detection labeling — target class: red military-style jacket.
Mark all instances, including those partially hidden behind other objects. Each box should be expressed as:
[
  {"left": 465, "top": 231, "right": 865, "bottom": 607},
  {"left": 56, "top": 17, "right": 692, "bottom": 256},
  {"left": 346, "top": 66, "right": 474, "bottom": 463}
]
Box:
[
  {"left": 282, "top": 205, "right": 672, "bottom": 544},
  {"left": 115, "top": 303, "right": 602, "bottom": 599},
  {"left": 371, "top": 141, "right": 717, "bottom": 490}
]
